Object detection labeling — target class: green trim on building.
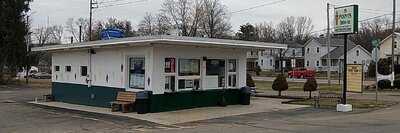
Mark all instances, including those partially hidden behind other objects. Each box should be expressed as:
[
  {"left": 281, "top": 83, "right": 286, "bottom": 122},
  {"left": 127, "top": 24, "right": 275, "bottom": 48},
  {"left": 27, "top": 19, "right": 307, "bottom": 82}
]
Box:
[
  {"left": 148, "top": 89, "right": 241, "bottom": 113},
  {"left": 52, "top": 82, "right": 243, "bottom": 112},
  {"left": 52, "top": 82, "right": 123, "bottom": 108}
]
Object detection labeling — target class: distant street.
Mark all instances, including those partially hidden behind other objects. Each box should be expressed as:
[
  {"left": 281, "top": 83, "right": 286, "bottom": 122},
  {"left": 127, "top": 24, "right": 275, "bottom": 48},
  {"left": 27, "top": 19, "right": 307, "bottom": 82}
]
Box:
[{"left": 253, "top": 76, "right": 375, "bottom": 85}]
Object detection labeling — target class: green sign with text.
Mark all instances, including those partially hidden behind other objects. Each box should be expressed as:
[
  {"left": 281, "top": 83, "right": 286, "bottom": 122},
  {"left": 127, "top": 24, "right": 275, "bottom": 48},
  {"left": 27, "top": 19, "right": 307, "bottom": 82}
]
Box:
[{"left": 334, "top": 5, "right": 359, "bottom": 34}]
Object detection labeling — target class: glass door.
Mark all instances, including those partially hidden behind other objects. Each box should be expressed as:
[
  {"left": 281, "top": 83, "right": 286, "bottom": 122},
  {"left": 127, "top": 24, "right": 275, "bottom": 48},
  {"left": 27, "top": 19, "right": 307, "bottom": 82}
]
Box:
[{"left": 129, "top": 57, "right": 145, "bottom": 89}]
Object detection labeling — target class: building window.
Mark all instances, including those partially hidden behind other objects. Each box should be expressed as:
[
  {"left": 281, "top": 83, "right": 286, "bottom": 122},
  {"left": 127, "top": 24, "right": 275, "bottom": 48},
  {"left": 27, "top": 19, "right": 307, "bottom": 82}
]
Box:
[
  {"left": 65, "top": 66, "right": 71, "bottom": 72},
  {"left": 206, "top": 59, "right": 225, "bottom": 88},
  {"left": 261, "top": 60, "right": 264, "bottom": 66},
  {"left": 307, "top": 48, "right": 310, "bottom": 54},
  {"left": 80, "top": 66, "right": 88, "bottom": 76},
  {"left": 165, "top": 76, "right": 175, "bottom": 92},
  {"left": 228, "top": 59, "right": 237, "bottom": 88},
  {"left": 55, "top": 66, "right": 60, "bottom": 72},
  {"left": 354, "top": 61, "right": 357, "bottom": 64},
  {"left": 165, "top": 58, "right": 176, "bottom": 73},
  {"left": 178, "top": 79, "right": 199, "bottom": 90},
  {"left": 316, "top": 47, "right": 320, "bottom": 53},
  {"left": 306, "top": 61, "right": 309, "bottom": 66},
  {"left": 179, "top": 59, "right": 200, "bottom": 76},
  {"left": 129, "top": 57, "right": 145, "bottom": 89},
  {"left": 316, "top": 61, "right": 320, "bottom": 67},
  {"left": 356, "top": 50, "right": 360, "bottom": 56}
]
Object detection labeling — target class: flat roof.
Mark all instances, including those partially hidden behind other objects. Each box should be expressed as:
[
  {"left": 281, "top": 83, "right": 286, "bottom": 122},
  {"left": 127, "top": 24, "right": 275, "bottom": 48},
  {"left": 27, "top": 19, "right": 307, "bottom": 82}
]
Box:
[{"left": 31, "top": 35, "right": 287, "bottom": 52}]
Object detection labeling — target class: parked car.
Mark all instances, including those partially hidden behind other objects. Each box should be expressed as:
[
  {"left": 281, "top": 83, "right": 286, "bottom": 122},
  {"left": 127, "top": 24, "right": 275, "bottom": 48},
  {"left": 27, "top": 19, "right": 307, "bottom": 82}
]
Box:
[
  {"left": 31, "top": 72, "right": 51, "bottom": 79},
  {"left": 288, "top": 68, "right": 315, "bottom": 79}
]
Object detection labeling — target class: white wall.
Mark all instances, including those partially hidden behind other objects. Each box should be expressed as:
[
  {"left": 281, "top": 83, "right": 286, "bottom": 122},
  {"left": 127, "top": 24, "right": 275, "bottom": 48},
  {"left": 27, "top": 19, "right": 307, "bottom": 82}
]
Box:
[{"left": 52, "top": 44, "right": 249, "bottom": 95}]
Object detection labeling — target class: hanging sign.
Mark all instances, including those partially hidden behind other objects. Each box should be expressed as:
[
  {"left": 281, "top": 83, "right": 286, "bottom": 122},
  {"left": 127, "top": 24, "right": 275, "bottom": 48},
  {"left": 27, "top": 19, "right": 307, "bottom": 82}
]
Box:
[{"left": 334, "top": 5, "right": 359, "bottom": 34}]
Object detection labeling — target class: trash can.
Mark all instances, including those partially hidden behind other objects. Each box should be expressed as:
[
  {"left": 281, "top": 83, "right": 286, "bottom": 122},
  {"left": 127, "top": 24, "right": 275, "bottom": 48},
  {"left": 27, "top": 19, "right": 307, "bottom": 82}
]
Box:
[
  {"left": 240, "top": 87, "right": 251, "bottom": 105},
  {"left": 136, "top": 91, "right": 151, "bottom": 114}
]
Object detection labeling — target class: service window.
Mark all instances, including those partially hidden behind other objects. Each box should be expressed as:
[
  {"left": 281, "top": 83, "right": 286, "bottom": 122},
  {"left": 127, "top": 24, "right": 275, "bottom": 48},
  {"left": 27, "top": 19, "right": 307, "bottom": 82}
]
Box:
[
  {"left": 165, "top": 76, "right": 176, "bottom": 92},
  {"left": 80, "top": 66, "right": 88, "bottom": 76},
  {"left": 179, "top": 59, "right": 200, "bottom": 76},
  {"left": 206, "top": 59, "right": 226, "bottom": 88},
  {"left": 65, "top": 66, "right": 72, "bottom": 72},
  {"left": 177, "top": 59, "right": 200, "bottom": 90},
  {"left": 55, "top": 66, "right": 60, "bottom": 72}
]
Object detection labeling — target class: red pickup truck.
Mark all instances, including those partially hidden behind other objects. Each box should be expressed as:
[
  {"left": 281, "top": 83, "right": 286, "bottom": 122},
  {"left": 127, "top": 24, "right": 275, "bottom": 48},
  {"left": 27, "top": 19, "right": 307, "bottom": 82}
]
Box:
[{"left": 288, "top": 68, "right": 315, "bottom": 79}]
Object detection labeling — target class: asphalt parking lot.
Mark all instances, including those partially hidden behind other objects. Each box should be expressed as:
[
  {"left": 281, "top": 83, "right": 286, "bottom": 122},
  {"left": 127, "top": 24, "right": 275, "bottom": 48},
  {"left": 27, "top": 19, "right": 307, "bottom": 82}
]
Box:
[{"left": 2, "top": 83, "right": 400, "bottom": 133}]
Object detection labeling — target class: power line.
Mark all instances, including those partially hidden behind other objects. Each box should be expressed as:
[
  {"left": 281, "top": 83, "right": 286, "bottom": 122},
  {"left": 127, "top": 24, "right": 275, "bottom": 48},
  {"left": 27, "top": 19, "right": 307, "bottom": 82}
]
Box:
[
  {"left": 98, "top": 0, "right": 147, "bottom": 9},
  {"left": 231, "top": 0, "right": 287, "bottom": 14},
  {"left": 99, "top": 0, "right": 129, "bottom": 4}
]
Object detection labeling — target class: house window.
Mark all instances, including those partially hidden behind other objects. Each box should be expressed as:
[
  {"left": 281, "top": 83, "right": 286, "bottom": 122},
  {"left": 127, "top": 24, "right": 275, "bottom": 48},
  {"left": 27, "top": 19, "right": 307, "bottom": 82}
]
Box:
[
  {"left": 80, "top": 66, "right": 88, "bottom": 76},
  {"left": 292, "top": 49, "right": 296, "bottom": 56},
  {"left": 356, "top": 50, "right": 360, "bottom": 56},
  {"left": 179, "top": 59, "right": 200, "bottom": 76},
  {"left": 228, "top": 59, "right": 237, "bottom": 88},
  {"left": 307, "top": 48, "right": 310, "bottom": 54},
  {"left": 129, "top": 57, "right": 145, "bottom": 89},
  {"left": 316, "top": 61, "right": 320, "bottom": 67},
  {"left": 65, "top": 66, "right": 71, "bottom": 72},
  {"left": 261, "top": 60, "right": 264, "bottom": 66},
  {"left": 55, "top": 66, "right": 60, "bottom": 72},
  {"left": 165, "top": 58, "right": 176, "bottom": 73},
  {"left": 316, "top": 47, "right": 320, "bottom": 53},
  {"left": 306, "top": 61, "right": 309, "bottom": 66},
  {"left": 354, "top": 61, "right": 357, "bottom": 64}
]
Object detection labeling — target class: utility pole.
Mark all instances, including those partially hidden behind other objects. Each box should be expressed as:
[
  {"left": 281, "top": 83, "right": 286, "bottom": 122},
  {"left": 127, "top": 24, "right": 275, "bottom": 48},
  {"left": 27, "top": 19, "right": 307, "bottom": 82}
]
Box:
[
  {"left": 392, "top": 0, "right": 396, "bottom": 86},
  {"left": 327, "top": 3, "right": 332, "bottom": 86},
  {"left": 79, "top": 25, "right": 82, "bottom": 42},
  {"left": 25, "top": 15, "right": 30, "bottom": 84},
  {"left": 89, "top": 0, "right": 98, "bottom": 41}
]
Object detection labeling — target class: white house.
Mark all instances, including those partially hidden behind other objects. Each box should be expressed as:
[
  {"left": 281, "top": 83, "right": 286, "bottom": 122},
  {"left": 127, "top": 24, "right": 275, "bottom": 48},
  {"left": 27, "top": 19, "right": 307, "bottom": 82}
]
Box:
[
  {"left": 304, "top": 37, "right": 372, "bottom": 72},
  {"left": 379, "top": 33, "right": 400, "bottom": 64},
  {"left": 32, "top": 35, "right": 286, "bottom": 113},
  {"left": 258, "top": 43, "right": 303, "bottom": 71}
]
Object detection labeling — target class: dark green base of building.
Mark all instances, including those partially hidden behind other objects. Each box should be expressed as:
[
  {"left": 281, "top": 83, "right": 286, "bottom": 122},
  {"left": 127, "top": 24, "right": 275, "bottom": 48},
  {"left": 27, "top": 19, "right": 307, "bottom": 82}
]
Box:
[{"left": 52, "top": 82, "right": 243, "bottom": 113}]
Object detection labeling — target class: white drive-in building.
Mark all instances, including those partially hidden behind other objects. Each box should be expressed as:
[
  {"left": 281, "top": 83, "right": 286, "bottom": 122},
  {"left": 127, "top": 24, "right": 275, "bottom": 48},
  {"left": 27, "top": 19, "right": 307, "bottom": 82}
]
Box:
[{"left": 32, "top": 36, "right": 286, "bottom": 112}]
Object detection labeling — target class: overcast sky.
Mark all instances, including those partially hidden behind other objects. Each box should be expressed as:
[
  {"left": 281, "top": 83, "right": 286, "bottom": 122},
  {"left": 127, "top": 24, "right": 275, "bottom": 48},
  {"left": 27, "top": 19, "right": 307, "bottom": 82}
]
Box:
[{"left": 30, "top": 0, "right": 398, "bottom": 42}]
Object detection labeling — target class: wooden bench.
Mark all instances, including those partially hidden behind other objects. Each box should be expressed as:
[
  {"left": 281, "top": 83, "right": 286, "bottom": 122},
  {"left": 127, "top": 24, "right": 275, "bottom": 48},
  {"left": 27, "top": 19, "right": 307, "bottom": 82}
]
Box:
[
  {"left": 314, "top": 91, "right": 341, "bottom": 108},
  {"left": 111, "top": 91, "right": 136, "bottom": 113}
]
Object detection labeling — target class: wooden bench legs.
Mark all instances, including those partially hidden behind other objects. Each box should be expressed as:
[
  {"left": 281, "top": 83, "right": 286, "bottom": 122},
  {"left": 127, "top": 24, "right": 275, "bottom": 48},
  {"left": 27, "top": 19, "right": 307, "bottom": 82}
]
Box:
[{"left": 111, "top": 103, "right": 134, "bottom": 113}]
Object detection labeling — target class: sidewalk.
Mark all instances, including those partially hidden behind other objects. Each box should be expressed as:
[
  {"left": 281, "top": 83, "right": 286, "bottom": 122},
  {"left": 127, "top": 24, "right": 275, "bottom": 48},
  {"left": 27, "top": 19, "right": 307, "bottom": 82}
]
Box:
[{"left": 29, "top": 97, "right": 307, "bottom": 125}]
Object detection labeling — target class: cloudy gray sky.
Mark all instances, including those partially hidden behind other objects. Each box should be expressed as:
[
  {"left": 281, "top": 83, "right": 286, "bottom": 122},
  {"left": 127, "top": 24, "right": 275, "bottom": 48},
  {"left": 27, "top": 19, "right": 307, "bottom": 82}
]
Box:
[{"left": 30, "top": 0, "right": 398, "bottom": 42}]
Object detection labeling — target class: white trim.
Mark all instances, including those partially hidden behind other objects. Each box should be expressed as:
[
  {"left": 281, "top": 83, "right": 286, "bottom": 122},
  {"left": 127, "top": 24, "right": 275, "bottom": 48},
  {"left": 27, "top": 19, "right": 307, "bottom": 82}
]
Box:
[{"left": 32, "top": 36, "right": 287, "bottom": 52}]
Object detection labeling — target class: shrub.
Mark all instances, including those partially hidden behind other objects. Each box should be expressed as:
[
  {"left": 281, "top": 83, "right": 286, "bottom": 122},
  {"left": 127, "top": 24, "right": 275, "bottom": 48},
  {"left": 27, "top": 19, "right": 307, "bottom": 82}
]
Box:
[
  {"left": 246, "top": 73, "right": 255, "bottom": 87},
  {"left": 303, "top": 78, "right": 318, "bottom": 99},
  {"left": 272, "top": 74, "right": 288, "bottom": 96},
  {"left": 377, "top": 58, "right": 391, "bottom": 75},
  {"left": 378, "top": 80, "right": 391, "bottom": 89}
]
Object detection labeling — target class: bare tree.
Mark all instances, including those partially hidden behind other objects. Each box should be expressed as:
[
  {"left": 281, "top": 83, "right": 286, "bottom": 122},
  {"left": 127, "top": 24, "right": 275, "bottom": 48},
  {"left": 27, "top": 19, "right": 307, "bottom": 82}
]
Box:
[
  {"left": 155, "top": 13, "right": 171, "bottom": 35},
  {"left": 65, "top": 17, "right": 89, "bottom": 42},
  {"left": 294, "top": 16, "right": 313, "bottom": 44},
  {"left": 138, "top": 12, "right": 155, "bottom": 35},
  {"left": 255, "top": 22, "right": 276, "bottom": 42},
  {"left": 201, "top": 0, "right": 231, "bottom": 38},
  {"left": 33, "top": 26, "right": 52, "bottom": 46},
  {"left": 276, "top": 16, "right": 296, "bottom": 43},
  {"left": 49, "top": 25, "right": 63, "bottom": 44}
]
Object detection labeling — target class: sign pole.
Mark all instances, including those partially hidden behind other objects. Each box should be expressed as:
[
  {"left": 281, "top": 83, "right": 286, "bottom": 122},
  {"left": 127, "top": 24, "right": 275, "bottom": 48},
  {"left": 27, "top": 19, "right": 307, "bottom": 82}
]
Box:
[{"left": 342, "top": 34, "right": 348, "bottom": 105}]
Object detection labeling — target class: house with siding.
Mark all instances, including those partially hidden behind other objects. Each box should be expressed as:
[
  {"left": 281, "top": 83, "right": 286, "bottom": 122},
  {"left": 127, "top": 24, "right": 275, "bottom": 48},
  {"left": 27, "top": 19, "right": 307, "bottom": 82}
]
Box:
[
  {"left": 258, "top": 43, "right": 304, "bottom": 71},
  {"left": 304, "top": 37, "right": 372, "bottom": 72},
  {"left": 379, "top": 33, "right": 400, "bottom": 64}
]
